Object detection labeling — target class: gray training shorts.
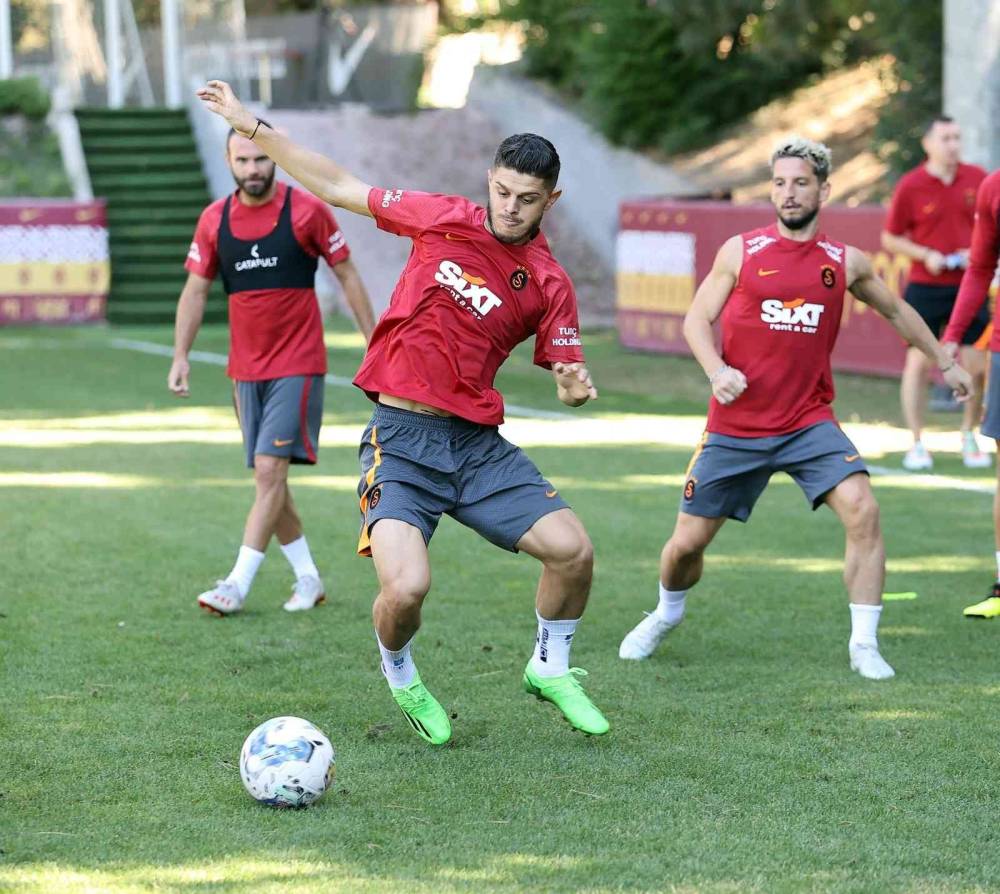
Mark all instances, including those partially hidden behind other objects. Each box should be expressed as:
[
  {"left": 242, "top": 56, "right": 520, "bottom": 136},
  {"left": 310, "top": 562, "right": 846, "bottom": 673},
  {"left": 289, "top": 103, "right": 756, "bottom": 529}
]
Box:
[
  {"left": 356, "top": 403, "right": 569, "bottom": 555},
  {"left": 681, "top": 420, "right": 868, "bottom": 522},
  {"left": 234, "top": 375, "right": 324, "bottom": 468},
  {"left": 981, "top": 351, "right": 1000, "bottom": 441}
]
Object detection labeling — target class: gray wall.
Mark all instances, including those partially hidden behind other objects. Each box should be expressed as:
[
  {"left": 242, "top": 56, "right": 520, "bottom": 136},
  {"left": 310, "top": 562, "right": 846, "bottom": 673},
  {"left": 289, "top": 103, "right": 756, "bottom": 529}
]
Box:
[{"left": 945, "top": 0, "right": 1000, "bottom": 169}]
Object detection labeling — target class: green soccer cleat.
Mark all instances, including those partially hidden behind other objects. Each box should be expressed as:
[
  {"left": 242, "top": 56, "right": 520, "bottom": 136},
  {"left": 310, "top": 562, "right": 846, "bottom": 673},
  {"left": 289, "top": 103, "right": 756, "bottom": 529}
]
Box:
[
  {"left": 964, "top": 584, "right": 1000, "bottom": 619},
  {"left": 390, "top": 673, "right": 452, "bottom": 746},
  {"left": 523, "top": 664, "right": 610, "bottom": 736}
]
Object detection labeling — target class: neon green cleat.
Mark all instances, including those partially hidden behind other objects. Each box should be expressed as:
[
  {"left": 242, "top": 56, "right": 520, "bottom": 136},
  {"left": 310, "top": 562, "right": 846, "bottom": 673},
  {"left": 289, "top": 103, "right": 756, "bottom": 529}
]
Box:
[
  {"left": 964, "top": 584, "right": 1000, "bottom": 619},
  {"left": 523, "top": 664, "right": 610, "bottom": 736},
  {"left": 390, "top": 673, "right": 451, "bottom": 745}
]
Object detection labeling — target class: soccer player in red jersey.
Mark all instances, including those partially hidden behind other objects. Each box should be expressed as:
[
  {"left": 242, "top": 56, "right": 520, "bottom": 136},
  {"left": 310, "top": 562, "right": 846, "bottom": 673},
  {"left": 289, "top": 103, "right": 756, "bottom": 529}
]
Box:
[
  {"left": 882, "top": 117, "right": 988, "bottom": 470},
  {"left": 943, "top": 168, "right": 1000, "bottom": 618},
  {"left": 619, "top": 137, "right": 973, "bottom": 679},
  {"left": 197, "top": 80, "right": 609, "bottom": 743},
  {"left": 168, "top": 125, "right": 376, "bottom": 616}
]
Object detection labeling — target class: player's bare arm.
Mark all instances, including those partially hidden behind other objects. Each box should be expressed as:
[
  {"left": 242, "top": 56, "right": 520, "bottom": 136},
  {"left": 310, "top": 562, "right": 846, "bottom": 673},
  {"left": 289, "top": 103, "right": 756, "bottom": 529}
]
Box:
[
  {"left": 847, "top": 245, "right": 972, "bottom": 399},
  {"left": 880, "top": 230, "right": 946, "bottom": 276},
  {"left": 332, "top": 258, "right": 377, "bottom": 344},
  {"left": 197, "top": 80, "right": 373, "bottom": 217},
  {"left": 683, "top": 235, "right": 747, "bottom": 405},
  {"left": 168, "top": 271, "right": 212, "bottom": 397},
  {"left": 553, "top": 362, "right": 597, "bottom": 406}
]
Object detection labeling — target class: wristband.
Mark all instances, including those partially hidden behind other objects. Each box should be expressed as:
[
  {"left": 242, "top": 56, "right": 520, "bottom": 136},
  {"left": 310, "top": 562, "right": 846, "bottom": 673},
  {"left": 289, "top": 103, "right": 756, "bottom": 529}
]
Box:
[
  {"left": 939, "top": 361, "right": 955, "bottom": 374},
  {"left": 249, "top": 119, "right": 261, "bottom": 140}
]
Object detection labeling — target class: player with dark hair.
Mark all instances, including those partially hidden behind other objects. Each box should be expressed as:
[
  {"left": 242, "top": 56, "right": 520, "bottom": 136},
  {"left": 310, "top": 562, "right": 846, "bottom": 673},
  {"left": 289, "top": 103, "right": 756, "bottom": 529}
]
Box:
[
  {"left": 619, "top": 137, "right": 974, "bottom": 679},
  {"left": 881, "top": 116, "right": 988, "bottom": 470},
  {"left": 943, "top": 168, "right": 1000, "bottom": 618},
  {"left": 196, "top": 80, "right": 609, "bottom": 744},
  {"left": 169, "top": 119, "right": 376, "bottom": 615}
]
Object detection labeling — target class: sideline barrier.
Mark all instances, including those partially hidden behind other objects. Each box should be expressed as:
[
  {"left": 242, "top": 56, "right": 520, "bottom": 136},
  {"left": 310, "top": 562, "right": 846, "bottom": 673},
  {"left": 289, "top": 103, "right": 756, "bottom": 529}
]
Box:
[
  {"left": 616, "top": 199, "right": 912, "bottom": 377},
  {"left": 0, "top": 200, "right": 109, "bottom": 325}
]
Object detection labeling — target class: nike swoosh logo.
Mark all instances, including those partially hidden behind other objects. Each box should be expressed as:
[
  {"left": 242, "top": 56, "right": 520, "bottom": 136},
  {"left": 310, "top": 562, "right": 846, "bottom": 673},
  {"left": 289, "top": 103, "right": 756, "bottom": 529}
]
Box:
[
  {"left": 845, "top": 454, "right": 860, "bottom": 462},
  {"left": 757, "top": 268, "right": 780, "bottom": 277},
  {"left": 444, "top": 233, "right": 467, "bottom": 241},
  {"left": 273, "top": 438, "right": 294, "bottom": 447},
  {"left": 545, "top": 490, "right": 558, "bottom": 498}
]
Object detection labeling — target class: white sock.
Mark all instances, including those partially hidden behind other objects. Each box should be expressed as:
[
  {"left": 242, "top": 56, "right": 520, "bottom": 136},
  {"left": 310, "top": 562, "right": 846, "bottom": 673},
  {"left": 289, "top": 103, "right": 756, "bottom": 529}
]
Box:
[
  {"left": 849, "top": 603, "right": 882, "bottom": 649},
  {"left": 225, "top": 545, "right": 265, "bottom": 598},
  {"left": 994, "top": 550, "right": 1000, "bottom": 583},
  {"left": 280, "top": 535, "right": 320, "bottom": 580},
  {"left": 654, "top": 583, "right": 687, "bottom": 626},
  {"left": 530, "top": 612, "right": 579, "bottom": 677},
  {"left": 377, "top": 633, "right": 417, "bottom": 689}
]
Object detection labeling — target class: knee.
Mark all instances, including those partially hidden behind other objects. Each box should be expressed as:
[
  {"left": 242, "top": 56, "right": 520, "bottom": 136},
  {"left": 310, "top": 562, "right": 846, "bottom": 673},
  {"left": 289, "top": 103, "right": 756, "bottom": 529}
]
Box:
[
  {"left": 254, "top": 457, "right": 288, "bottom": 493},
  {"left": 545, "top": 530, "right": 594, "bottom": 582},
  {"left": 844, "top": 492, "right": 881, "bottom": 541},
  {"left": 378, "top": 568, "right": 430, "bottom": 615},
  {"left": 665, "top": 530, "right": 709, "bottom": 563}
]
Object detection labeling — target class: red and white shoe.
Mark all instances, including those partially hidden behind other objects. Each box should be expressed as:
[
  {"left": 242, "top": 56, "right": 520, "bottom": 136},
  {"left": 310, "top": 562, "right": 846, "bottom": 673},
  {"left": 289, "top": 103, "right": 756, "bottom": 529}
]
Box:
[
  {"left": 197, "top": 580, "right": 245, "bottom": 616},
  {"left": 283, "top": 574, "right": 326, "bottom": 612}
]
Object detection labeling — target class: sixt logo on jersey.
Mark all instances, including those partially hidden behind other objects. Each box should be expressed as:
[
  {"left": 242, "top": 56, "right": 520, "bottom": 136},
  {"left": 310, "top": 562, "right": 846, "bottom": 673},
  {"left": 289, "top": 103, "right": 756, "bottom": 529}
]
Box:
[
  {"left": 234, "top": 242, "right": 278, "bottom": 272},
  {"left": 760, "top": 297, "right": 825, "bottom": 333},
  {"left": 434, "top": 260, "right": 503, "bottom": 317}
]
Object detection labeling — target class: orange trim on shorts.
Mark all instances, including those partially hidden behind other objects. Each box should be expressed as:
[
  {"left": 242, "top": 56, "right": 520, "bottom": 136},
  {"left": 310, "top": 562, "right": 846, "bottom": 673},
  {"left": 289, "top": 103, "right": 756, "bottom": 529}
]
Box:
[
  {"left": 974, "top": 321, "right": 993, "bottom": 351},
  {"left": 356, "top": 425, "right": 382, "bottom": 556},
  {"left": 684, "top": 431, "right": 709, "bottom": 479}
]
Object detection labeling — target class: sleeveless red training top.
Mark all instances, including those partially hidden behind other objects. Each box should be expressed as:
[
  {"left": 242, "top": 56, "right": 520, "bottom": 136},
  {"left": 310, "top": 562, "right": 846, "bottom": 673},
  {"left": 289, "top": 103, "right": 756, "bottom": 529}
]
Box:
[{"left": 706, "top": 224, "right": 848, "bottom": 437}]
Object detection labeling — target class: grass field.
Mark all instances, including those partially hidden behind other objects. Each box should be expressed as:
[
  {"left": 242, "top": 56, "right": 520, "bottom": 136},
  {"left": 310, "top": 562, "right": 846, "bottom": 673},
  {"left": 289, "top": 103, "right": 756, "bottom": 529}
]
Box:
[{"left": 3, "top": 321, "right": 999, "bottom": 894}]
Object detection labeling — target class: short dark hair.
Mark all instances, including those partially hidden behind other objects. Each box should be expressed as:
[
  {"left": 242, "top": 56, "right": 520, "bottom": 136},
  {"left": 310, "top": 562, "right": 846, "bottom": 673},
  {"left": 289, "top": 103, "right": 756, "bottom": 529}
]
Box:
[
  {"left": 924, "top": 115, "right": 955, "bottom": 136},
  {"left": 493, "top": 133, "right": 560, "bottom": 189},
  {"left": 226, "top": 118, "right": 273, "bottom": 150}
]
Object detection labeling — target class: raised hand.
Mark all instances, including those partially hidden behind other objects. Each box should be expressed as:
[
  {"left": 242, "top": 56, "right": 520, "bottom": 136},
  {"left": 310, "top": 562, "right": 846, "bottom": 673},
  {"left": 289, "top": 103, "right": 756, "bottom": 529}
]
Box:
[
  {"left": 553, "top": 361, "right": 597, "bottom": 405},
  {"left": 195, "top": 80, "right": 256, "bottom": 137}
]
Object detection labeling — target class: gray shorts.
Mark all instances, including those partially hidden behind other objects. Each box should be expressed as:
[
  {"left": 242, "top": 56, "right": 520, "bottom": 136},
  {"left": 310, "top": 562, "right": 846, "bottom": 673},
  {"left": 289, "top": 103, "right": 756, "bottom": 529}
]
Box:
[
  {"left": 982, "top": 352, "right": 1000, "bottom": 440},
  {"left": 681, "top": 421, "right": 867, "bottom": 522},
  {"left": 234, "top": 375, "right": 324, "bottom": 468},
  {"left": 356, "top": 404, "right": 569, "bottom": 555}
]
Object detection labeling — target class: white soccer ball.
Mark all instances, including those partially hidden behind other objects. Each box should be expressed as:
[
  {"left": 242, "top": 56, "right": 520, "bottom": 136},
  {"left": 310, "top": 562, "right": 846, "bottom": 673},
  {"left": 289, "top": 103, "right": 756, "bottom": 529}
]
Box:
[{"left": 239, "top": 716, "right": 335, "bottom": 808}]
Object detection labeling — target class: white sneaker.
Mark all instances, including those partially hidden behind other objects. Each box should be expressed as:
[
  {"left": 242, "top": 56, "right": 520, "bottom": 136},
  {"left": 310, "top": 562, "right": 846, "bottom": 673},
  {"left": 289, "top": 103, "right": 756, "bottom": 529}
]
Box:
[
  {"left": 197, "top": 579, "right": 245, "bottom": 616},
  {"left": 849, "top": 643, "right": 895, "bottom": 680},
  {"left": 619, "top": 611, "right": 679, "bottom": 660},
  {"left": 902, "top": 442, "right": 933, "bottom": 471},
  {"left": 283, "top": 574, "right": 326, "bottom": 612},
  {"left": 962, "top": 431, "right": 991, "bottom": 469}
]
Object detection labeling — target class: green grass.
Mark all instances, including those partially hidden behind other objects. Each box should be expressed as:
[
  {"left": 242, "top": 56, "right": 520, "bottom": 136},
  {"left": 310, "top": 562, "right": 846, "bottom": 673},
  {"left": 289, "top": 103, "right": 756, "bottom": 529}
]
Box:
[{"left": 2, "top": 322, "right": 999, "bottom": 894}]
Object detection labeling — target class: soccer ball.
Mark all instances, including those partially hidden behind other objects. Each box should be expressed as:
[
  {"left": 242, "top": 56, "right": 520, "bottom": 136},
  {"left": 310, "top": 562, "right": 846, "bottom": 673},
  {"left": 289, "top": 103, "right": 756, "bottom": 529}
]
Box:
[{"left": 239, "top": 716, "right": 335, "bottom": 808}]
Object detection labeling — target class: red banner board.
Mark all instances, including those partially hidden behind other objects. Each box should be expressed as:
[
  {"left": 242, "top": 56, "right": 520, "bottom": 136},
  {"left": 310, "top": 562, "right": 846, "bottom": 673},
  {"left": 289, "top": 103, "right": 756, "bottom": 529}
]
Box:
[
  {"left": 616, "top": 199, "right": 918, "bottom": 376},
  {"left": 0, "top": 200, "right": 109, "bottom": 326}
]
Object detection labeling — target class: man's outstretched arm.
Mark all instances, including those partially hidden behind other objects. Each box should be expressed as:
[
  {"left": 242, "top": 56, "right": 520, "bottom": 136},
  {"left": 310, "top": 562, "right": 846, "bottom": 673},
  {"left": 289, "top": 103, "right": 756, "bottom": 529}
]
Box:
[
  {"left": 197, "top": 80, "right": 373, "bottom": 217},
  {"left": 847, "top": 245, "right": 973, "bottom": 399}
]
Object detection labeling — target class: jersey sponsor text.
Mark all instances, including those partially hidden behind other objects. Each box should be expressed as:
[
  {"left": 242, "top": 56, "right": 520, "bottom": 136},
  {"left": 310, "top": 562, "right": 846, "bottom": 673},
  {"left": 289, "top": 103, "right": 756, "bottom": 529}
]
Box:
[
  {"left": 760, "top": 297, "right": 825, "bottom": 333},
  {"left": 434, "top": 259, "right": 503, "bottom": 317}
]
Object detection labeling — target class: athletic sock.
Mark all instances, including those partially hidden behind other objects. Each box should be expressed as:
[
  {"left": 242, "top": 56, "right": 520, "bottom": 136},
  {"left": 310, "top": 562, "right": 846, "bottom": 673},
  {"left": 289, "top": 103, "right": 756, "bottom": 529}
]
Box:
[
  {"left": 654, "top": 583, "right": 687, "bottom": 626},
  {"left": 280, "top": 535, "right": 320, "bottom": 580},
  {"left": 530, "top": 612, "right": 579, "bottom": 677},
  {"left": 994, "top": 550, "right": 1000, "bottom": 584},
  {"left": 225, "top": 545, "right": 265, "bottom": 598},
  {"left": 849, "top": 603, "right": 882, "bottom": 649},
  {"left": 377, "top": 633, "right": 417, "bottom": 689}
]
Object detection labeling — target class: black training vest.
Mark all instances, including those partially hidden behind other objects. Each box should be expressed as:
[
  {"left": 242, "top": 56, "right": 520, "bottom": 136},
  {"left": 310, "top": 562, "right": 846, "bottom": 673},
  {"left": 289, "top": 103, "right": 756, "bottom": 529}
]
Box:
[{"left": 217, "top": 186, "right": 318, "bottom": 295}]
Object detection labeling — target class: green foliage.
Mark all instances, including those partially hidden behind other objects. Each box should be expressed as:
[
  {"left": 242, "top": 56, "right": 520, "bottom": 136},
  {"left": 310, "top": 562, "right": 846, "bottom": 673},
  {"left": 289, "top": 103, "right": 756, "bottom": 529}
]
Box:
[
  {"left": 0, "top": 116, "right": 70, "bottom": 198},
  {"left": 498, "top": 0, "right": 938, "bottom": 168},
  {"left": 869, "top": 0, "right": 943, "bottom": 178},
  {"left": 0, "top": 76, "right": 50, "bottom": 119}
]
